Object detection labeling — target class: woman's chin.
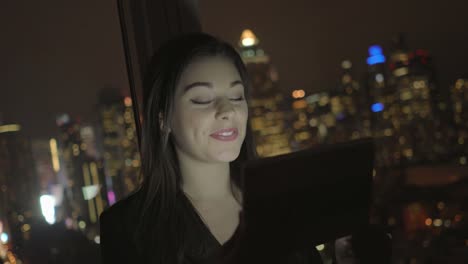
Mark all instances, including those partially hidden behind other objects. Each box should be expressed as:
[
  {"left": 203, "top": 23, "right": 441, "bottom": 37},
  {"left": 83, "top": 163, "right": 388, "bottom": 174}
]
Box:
[{"left": 212, "top": 150, "right": 241, "bottom": 163}]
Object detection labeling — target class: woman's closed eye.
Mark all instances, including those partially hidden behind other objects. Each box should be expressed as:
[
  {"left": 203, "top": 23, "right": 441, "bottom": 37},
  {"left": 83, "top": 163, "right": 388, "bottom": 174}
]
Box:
[{"left": 191, "top": 96, "right": 244, "bottom": 105}]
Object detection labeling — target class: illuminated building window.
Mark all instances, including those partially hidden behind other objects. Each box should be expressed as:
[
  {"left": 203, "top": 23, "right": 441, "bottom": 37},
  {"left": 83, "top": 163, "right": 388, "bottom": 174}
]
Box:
[
  {"left": 324, "top": 114, "right": 336, "bottom": 127},
  {"left": 293, "top": 99, "right": 307, "bottom": 109},
  {"left": 400, "top": 90, "right": 412, "bottom": 100},
  {"left": 375, "top": 74, "right": 384, "bottom": 83},
  {"left": 384, "top": 129, "right": 393, "bottom": 137},
  {"left": 318, "top": 96, "right": 329, "bottom": 106},
  {"left": 393, "top": 67, "right": 409, "bottom": 77},
  {"left": 455, "top": 79, "right": 465, "bottom": 90},
  {"left": 309, "top": 118, "right": 318, "bottom": 127},
  {"left": 402, "top": 106, "right": 411, "bottom": 114},
  {"left": 403, "top": 148, "right": 414, "bottom": 158},
  {"left": 72, "top": 144, "right": 80, "bottom": 156},
  {"left": 460, "top": 156, "right": 467, "bottom": 165}
]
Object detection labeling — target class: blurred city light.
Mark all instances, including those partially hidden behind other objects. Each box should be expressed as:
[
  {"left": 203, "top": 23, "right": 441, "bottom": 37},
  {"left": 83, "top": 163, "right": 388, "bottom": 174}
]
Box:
[
  {"left": 107, "top": 190, "right": 116, "bottom": 205},
  {"left": 49, "top": 138, "right": 60, "bottom": 172},
  {"left": 292, "top": 89, "right": 306, "bottom": 99},
  {"left": 0, "top": 233, "right": 8, "bottom": 244},
  {"left": 82, "top": 185, "right": 100, "bottom": 200},
  {"left": 124, "top": 96, "right": 132, "bottom": 107},
  {"left": 240, "top": 29, "right": 258, "bottom": 47},
  {"left": 0, "top": 124, "right": 21, "bottom": 134},
  {"left": 425, "top": 218, "right": 432, "bottom": 226},
  {"left": 315, "top": 244, "right": 325, "bottom": 251},
  {"left": 78, "top": 221, "right": 86, "bottom": 230},
  {"left": 341, "top": 60, "right": 352, "bottom": 69},
  {"left": 433, "top": 219, "right": 443, "bottom": 227},
  {"left": 371, "top": 102, "right": 384, "bottom": 112},
  {"left": 367, "top": 45, "right": 386, "bottom": 65},
  {"left": 40, "top": 195, "right": 56, "bottom": 225}
]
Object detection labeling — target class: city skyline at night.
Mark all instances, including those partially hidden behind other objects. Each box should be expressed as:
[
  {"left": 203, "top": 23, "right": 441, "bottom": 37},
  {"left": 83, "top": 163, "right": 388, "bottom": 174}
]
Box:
[
  {"left": 2, "top": 1, "right": 468, "bottom": 262},
  {"left": 2, "top": 0, "right": 468, "bottom": 139}
]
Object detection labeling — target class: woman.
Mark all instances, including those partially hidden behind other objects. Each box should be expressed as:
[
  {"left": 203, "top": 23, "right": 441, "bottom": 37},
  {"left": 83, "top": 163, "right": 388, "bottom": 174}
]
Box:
[{"left": 100, "top": 33, "right": 322, "bottom": 264}]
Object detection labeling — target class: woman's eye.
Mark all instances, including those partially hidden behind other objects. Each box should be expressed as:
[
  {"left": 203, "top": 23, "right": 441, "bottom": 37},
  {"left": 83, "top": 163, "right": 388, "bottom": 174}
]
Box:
[
  {"left": 191, "top": 99, "right": 212, "bottom": 105},
  {"left": 230, "top": 96, "right": 244, "bottom": 101}
]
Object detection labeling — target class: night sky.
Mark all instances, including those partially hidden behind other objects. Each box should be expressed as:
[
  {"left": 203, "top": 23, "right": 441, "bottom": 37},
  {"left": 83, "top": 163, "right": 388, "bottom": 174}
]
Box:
[{"left": 2, "top": 0, "right": 468, "bottom": 139}]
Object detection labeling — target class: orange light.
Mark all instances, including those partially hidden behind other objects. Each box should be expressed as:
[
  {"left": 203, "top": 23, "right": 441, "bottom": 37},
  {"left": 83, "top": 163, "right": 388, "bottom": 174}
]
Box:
[
  {"left": 124, "top": 97, "right": 132, "bottom": 107},
  {"left": 292, "top": 99, "right": 307, "bottom": 109},
  {"left": 292, "top": 89, "right": 305, "bottom": 99},
  {"left": 425, "top": 218, "right": 432, "bottom": 226},
  {"left": 240, "top": 29, "right": 258, "bottom": 47}
]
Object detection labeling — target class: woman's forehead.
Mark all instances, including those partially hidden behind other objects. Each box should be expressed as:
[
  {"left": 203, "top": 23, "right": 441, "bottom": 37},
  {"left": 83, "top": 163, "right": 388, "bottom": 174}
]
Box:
[{"left": 177, "top": 56, "right": 241, "bottom": 87}]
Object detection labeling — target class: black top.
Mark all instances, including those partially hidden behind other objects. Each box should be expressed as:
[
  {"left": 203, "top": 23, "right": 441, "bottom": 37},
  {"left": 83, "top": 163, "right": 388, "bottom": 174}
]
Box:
[{"left": 100, "top": 190, "right": 323, "bottom": 264}]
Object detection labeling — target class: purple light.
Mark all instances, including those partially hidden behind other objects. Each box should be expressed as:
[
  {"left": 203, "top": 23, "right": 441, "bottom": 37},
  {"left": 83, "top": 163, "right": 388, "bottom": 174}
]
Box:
[{"left": 107, "top": 191, "right": 116, "bottom": 205}]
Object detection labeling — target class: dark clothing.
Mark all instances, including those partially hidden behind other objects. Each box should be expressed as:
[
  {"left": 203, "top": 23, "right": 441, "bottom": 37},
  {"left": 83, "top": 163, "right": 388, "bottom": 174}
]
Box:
[{"left": 100, "top": 190, "right": 323, "bottom": 264}]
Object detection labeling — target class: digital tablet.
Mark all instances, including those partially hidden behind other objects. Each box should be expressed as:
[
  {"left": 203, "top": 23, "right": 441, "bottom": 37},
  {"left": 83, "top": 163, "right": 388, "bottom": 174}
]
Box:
[{"left": 240, "top": 138, "right": 375, "bottom": 249}]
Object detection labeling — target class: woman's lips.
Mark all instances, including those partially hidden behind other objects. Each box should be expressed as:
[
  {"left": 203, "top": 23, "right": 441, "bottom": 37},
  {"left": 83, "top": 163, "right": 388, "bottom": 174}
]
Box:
[{"left": 210, "top": 128, "right": 238, "bottom": 141}]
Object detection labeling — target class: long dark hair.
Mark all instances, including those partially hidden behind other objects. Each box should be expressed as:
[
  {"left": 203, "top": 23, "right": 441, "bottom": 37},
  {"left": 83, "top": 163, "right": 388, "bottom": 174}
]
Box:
[{"left": 136, "top": 33, "right": 256, "bottom": 263}]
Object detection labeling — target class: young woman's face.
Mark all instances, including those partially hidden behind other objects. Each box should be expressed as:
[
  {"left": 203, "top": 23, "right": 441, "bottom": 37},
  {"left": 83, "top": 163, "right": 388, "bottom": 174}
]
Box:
[{"left": 170, "top": 55, "right": 248, "bottom": 163}]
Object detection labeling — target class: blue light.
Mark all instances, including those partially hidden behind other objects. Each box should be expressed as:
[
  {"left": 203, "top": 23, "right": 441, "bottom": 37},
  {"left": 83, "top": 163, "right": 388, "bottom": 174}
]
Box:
[
  {"left": 371, "top": 103, "right": 384, "bottom": 112},
  {"left": 367, "top": 55, "right": 386, "bottom": 65},
  {"left": 367, "top": 45, "right": 386, "bottom": 65},
  {"left": 0, "top": 233, "right": 8, "bottom": 243},
  {"left": 369, "top": 45, "right": 383, "bottom": 56}
]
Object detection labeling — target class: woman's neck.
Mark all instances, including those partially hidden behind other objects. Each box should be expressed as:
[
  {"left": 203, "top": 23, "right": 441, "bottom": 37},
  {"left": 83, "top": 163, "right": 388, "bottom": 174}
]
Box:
[{"left": 177, "top": 150, "right": 234, "bottom": 201}]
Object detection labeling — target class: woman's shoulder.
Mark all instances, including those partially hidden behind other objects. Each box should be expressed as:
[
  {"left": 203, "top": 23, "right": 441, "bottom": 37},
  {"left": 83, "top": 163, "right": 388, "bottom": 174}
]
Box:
[
  {"left": 100, "top": 190, "right": 145, "bottom": 263},
  {"left": 100, "top": 189, "right": 143, "bottom": 228}
]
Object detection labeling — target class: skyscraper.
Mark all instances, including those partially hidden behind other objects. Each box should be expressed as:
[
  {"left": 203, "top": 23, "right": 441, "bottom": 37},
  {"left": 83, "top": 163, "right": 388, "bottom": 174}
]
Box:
[
  {"left": 366, "top": 45, "right": 400, "bottom": 167},
  {"left": 387, "top": 35, "right": 451, "bottom": 164},
  {"left": 55, "top": 114, "right": 108, "bottom": 234},
  {"left": 97, "top": 88, "right": 140, "bottom": 202},
  {"left": 333, "top": 60, "right": 371, "bottom": 142},
  {"left": 0, "top": 123, "right": 38, "bottom": 251},
  {"left": 238, "top": 30, "right": 291, "bottom": 157},
  {"left": 451, "top": 78, "right": 468, "bottom": 166}
]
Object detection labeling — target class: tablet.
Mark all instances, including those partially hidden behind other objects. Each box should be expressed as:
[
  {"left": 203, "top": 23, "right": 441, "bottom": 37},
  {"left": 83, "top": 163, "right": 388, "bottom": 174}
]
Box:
[{"left": 240, "top": 138, "right": 375, "bottom": 249}]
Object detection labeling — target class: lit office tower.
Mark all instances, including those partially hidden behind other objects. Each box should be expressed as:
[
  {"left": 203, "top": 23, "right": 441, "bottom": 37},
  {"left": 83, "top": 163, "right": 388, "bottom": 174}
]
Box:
[
  {"left": 0, "top": 123, "right": 39, "bottom": 249},
  {"left": 333, "top": 60, "right": 371, "bottom": 142},
  {"left": 79, "top": 125, "right": 100, "bottom": 159},
  {"left": 451, "top": 78, "right": 468, "bottom": 165},
  {"left": 98, "top": 88, "right": 140, "bottom": 202},
  {"left": 238, "top": 29, "right": 291, "bottom": 157},
  {"left": 31, "top": 139, "right": 57, "bottom": 193},
  {"left": 289, "top": 89, "right": 313, "bottom": 151},
  {"left": 389, "top": 39, "right": 449, "bottom": 163},
  {"left": 80, "top": 157, "right": 107, "bottom": 230},
  {"left": 366, "top": 45, "right": 400, "bottom": 167},
  {"left": 302, "top": 91, "right": 336, "bottom": 145},
  {"left": 56, "top": 114, "right": 92, "bottom": 226}
]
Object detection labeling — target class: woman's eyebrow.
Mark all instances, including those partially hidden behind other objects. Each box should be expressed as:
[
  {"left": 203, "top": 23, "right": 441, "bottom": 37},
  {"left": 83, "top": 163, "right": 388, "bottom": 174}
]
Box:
[
  {"left": 183, "top": 82, "right": 212, "bottom": 93},
  {"left": 184, "top": 80, "right": 243, "bottom": 93}
]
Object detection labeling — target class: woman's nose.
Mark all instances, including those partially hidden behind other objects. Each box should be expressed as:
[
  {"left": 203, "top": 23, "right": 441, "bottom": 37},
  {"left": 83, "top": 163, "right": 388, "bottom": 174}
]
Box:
[{"left": 215, "top": 98, "right": 235, "bottom": 120}]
